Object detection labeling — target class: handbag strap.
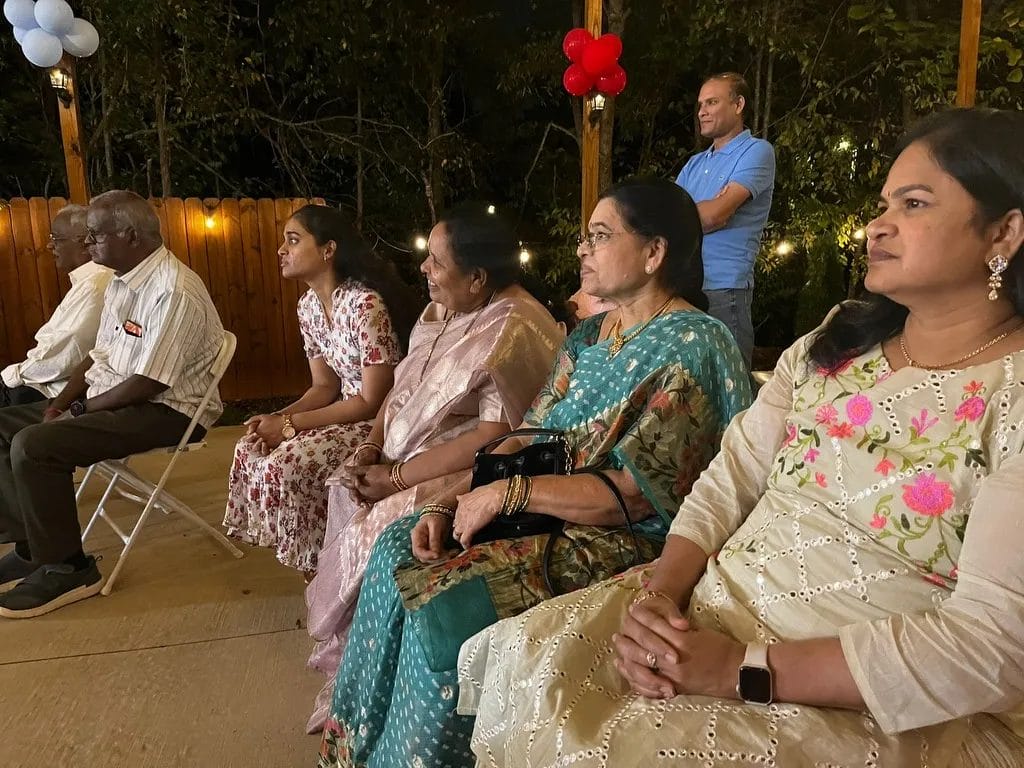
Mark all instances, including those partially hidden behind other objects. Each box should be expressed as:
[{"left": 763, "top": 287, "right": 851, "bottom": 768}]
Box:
[
  {"left": 571, "top": 466, "right": 641, "bottom": 566},
  {"left": 476, "top": 427, "right": 567, "bottom": 455}
]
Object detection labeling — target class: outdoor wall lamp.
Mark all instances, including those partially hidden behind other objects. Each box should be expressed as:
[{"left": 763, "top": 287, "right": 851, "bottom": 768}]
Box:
[
  {"left": 48, "top": 67, "right": 73, "bottom": 107},
  {"left": 590, "top": 93, "right": 607, "bottom": 111}
]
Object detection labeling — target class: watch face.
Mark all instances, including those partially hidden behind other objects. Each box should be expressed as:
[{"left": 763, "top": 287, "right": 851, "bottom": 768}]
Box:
[
  {"left": 282, "top": 425, "right": 296, "bottom": 439},
  {"left": 738, "top": 665, "right": 773, "bottom": 705},
  {"left": 69, "top": 400, "right": 86, "bottom": 417}
]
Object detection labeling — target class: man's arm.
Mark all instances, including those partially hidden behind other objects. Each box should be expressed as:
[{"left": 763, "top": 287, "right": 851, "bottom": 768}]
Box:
[
  {"left": 695, "top": 182, "right": 752, "bottom": 234},
  {"left": 49, "top": 355, "right": 94, "bottom": 412},
  {"left": 82, "top": 375, "right": 168, "bottom": 413}
]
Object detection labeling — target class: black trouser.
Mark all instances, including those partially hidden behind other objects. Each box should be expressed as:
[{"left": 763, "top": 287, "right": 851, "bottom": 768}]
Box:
[
  {"left": 0, "top": 401, "right": 202, "bottom": 564},
  {"left": 0, "top": 383, "right": 47, "bottom": 409}
]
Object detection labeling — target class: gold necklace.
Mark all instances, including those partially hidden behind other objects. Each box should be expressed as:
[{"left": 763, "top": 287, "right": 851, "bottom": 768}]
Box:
[
  {"left": 607, "top": 297, "right": 675, "bottom": 360},
  {"left": 899, "top": 320, "right": 1024, "bottom": 370},
  {"left": 418, "top": 292, "right": 495, "bottom": 381}
]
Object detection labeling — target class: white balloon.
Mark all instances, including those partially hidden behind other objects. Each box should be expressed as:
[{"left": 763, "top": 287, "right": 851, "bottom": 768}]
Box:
[
  {"left": 3, "top": 0, "right": 37, "bottom": 29},
  {"left": 34, "top": 0, "right": 72, "bottom": 36},
  {"left": 21, "top": 26, "right": 62, "bottom": 67},
  {"left": 13, "top": 25, "right": 30, "bottom": 43},
  {"left": 60, "top": 17, "right": 98, "bottom": 57}
]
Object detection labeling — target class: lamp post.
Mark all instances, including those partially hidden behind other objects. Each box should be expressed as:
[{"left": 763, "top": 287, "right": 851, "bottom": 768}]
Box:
[
  {"left": 49, "top": 54, "right": 89, "bottom": 204},
  {"left": 956, "top": 0, "right": 982, "bottom": 106},
  {"left": 580, "top": 0, "right": 602, "bottom": 230}
]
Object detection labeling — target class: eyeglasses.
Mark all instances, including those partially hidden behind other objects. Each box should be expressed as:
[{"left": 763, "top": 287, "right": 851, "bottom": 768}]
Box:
[
  {"left": 48, "top": 233, "right": 86, "bottom": 244},
  {"left": 576, "top": 231, "right": 629, "bottom": 250},
  {"left": 84, "top": 227, "right": 126, "bottom": 244}
]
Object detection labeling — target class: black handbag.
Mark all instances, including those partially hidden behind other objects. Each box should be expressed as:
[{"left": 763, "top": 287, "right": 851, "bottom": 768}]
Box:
[
  {"left": 470, "top": 428, "right": 570, "bottom": 542},
  {"left": 467, "top": 428, "right": 641, "bottom": 595}
]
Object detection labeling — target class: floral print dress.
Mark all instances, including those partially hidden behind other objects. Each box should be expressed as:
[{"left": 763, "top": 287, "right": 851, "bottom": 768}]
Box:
[
  {"left": 318, "top": 309, "right": 752, "bottom": 767},
  {"left": 459, "top": 330, "right": 1024, "bottom": 768},
  {"left": 223, "top": 281, "right": 401, "bottom": 572}
]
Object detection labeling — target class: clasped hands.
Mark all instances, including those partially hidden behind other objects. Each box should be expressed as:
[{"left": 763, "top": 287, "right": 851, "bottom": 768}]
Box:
[
  {"left": 411, "top": 481, "right": 504, "bottom": 563},
  {"left": 333, "top": 446, "right": 398, "bottom": 507},
  {"left": 612, "top": 594, "right": 745, "bottom": 702},
  {"left": 242, "top": 413, "right": 288, "bottom": 455}
]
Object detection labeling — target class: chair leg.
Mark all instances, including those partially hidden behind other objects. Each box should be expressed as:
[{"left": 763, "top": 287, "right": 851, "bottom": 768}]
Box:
[
  {"left": 74, "top": 464, "right": 97, "bottom": 504},
  {"left": 148, "top": 489, "right": 244, "bottom": 559},
  {"left": 82, "top": 470, "right": 121, "bottom": 544}
]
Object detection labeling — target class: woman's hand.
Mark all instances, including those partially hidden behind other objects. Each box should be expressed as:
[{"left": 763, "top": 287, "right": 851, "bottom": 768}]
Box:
[
  {"left": 614, "top": 598, "right": 744, "bottom": 701},
  {"left": 243, "top": 413, "right": 272, "bottom": 435},
  {"left": 253, "top": 413, "right": 287, "bottom": 450},
  {"left": 350, "top": 464, "right": 397, "bottom": 504},
  {"left": 452, "top": 481, "right": 505, "bottom": 548},
  {"left": 411, "top": 514, "right": 457, "bottom": 563}
]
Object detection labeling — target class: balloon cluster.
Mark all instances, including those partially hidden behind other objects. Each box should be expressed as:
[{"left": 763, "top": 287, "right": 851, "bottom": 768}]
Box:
[
  {"left": 3, "top": 0, "right": 99, "bottom": 68},
  {"left": 561, "top": 28, "right": 626, "bottom": 98}
]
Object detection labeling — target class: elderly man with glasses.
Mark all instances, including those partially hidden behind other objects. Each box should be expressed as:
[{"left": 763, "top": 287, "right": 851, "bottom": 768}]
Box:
[
  {"left": 0, "top": 190, "right": 225, "bottom": 618},
  {"left": 1, "top": 205, "right": 111, "bottom": 408}
]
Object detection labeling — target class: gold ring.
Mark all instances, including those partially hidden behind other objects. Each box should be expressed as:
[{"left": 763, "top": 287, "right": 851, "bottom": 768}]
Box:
[{"left": 645, "top": 651, "right": 657, "bottom": 668}]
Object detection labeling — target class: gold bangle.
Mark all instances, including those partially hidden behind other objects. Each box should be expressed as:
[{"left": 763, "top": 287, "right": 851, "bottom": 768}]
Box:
[
  {"left": 419, "top": 504, "right": 455, "bottom": 520},
  {"left": 354, "top": 441, "right": 383, "bottom": 457},
  {"left": 632, "top": 589, "right": 677, "bottom": 608},
  {"left": 390, "top": 461, "right": 410, "bottom": 492}
]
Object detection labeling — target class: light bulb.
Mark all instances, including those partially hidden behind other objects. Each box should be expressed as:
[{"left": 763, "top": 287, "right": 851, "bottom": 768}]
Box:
[
  {"left": 414, "top": 235, "right": 428, "bottom": 251},
  {"left": 205, "top": 216, "right": 215, "bottom": 229},
  {"left": 519, "top": 248, "right": 531, "bottom": 264},
  {"left": 852, "top": 228, "right": 866, "bottom": 241},
  {"left": 775, "top": 241, "right": 794, "bottom": 256}
]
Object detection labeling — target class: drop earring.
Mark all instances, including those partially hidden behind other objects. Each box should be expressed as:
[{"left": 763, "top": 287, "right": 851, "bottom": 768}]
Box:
[{"left": 988, "top": 254, "right": 1009, "bottom": 301}]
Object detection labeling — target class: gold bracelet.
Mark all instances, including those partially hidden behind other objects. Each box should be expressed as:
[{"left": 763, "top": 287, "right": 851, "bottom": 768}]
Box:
[
  {"left": 354, "top": 441, "right": 383, "bottom": 457},
  {"left": 632, "top": 589, "right": 677, "bottom": 608},
  {"left": 390, "top": 461, "right": 410, "bottom": 492},
  {"left": 419, "top": 504, "right": 455, "bottom": 520}
]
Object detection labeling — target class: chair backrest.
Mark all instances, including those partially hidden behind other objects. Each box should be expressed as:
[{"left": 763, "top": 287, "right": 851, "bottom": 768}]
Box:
[{"left": 170, "top": 330, "right": 237, "bottom": 452}]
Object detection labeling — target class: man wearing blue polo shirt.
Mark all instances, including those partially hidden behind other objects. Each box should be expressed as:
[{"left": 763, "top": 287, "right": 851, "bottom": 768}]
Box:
[{"left": 675, "top": 72, "right": 775, "bottom": 368}]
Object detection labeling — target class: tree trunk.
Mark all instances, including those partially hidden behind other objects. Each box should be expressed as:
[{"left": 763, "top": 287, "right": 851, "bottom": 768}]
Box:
[
  {"left": 155, "top": 85, "right": 171, "bottom": 197},
  {"left": 425, "top": 48, "right": 445, "bottom": 222},
  {"left": 751, "top": 0, "right": 768, "bottom": 133},
  {"left": 598, "top": 0, "right": 626, "bottom": 192},
  {"left": 761, "top": 2, "right": 780, "bottom": 139},
  {"left": 356, "top": 84, "right": 364, "bottom": 231},
  {"left": 901, "top": 0, "right": 919, "bottom": 129}
]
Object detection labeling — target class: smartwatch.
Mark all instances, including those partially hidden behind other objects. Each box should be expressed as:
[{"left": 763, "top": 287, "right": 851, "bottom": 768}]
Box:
[
  {"left": 68, "top": 399, "right": 87, "bottom": 418},
  {"left": 736, "top": 642, "right": 773, "bottom": 705}
]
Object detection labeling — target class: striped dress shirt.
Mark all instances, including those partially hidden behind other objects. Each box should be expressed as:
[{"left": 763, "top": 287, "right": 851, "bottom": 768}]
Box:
[
  {"left": 1, "top": 260, "right": 113, "bottom": 398},
  {"left": 85, "top": 246, "right": 226, "bottom": 428}
]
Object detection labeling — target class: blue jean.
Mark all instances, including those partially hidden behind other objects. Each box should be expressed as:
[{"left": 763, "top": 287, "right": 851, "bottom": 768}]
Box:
[{"left": 705, "top": 287, "right": 753, "bottom": 369}]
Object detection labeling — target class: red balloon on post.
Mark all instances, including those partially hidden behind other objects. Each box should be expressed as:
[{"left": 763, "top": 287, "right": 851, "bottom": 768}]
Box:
[
  {"left": 597, "top": 65, "right": 627, "bottom": 97},
  {"left": 581, "top": 34, "right": 623, "bottom": 77},
  {"left": 563, "top": 64, "right": 595, "bottom": 97},
  {"left": 562, "top": 28, "right": 593, "bottom": 63}
]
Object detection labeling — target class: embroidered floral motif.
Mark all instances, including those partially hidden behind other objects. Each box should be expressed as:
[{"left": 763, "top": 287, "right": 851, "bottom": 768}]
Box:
[
  {"left": 846, "top": 394, "right": 874, "bottom": 426},
  {"left": 901, "top": 473, "right": 955, "bottom": 517}
]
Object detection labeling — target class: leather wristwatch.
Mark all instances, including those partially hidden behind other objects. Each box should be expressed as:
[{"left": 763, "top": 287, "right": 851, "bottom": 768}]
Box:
[
  {"left": 68, "top": 399, "right": 87, "bottom": 417},
  {"left": 736, "top": 642, "right": 773, "bottom": 705}
]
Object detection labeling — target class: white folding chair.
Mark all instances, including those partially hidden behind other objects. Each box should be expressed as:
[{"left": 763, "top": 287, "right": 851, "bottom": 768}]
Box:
[{"left": 77, "top": 330, "right": 244, "bottom": 595}]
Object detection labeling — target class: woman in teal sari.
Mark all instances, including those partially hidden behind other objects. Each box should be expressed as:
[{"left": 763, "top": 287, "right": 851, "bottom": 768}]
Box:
[{"left": 317, "top": 179, "right": 752, "bottom": 768}]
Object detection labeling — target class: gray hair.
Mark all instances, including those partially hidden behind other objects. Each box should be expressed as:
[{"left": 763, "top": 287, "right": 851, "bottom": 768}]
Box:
[
  {"left": 53, "top": 203, "right": 88, "bottom": 232},
  {"left": 89, "top": 190, "right": 163, "bottom": 243}
]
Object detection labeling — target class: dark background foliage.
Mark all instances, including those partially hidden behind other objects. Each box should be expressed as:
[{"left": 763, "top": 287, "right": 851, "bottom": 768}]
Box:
[{"left": 3, "top": 0, "right": 1024, "bottom": 347}]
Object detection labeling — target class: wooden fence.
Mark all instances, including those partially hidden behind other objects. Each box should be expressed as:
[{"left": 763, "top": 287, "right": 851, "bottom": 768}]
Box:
[{"left": 0, "top": 196, "right": 325, "bottom": 401}]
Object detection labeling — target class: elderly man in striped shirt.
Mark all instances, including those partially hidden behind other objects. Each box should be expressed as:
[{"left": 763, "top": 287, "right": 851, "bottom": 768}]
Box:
[
  {"left": 0, "top": 190, "right": 225, "bottom": 618},
  {"left": 1, "top": 205, "right": 111, "bottom": 407}
]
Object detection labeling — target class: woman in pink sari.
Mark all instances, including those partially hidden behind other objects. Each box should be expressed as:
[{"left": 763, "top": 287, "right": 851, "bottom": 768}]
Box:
[{"left": 305, "top": 204, "right": 563, "bottom": 731}]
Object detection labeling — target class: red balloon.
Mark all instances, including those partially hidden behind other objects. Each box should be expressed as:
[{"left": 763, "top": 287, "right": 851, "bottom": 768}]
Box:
[
  {"left": 563, "top": 63, "right": 594, "bottom": 97},
  {"left": 581, "top": 35, "right": 621, "bottom": 77},
  {"left": 597, "top": 65, "right": 627, "bottom": 97},
  {"left": 562, "top": 28, "right": 593, "bottom": 63}
]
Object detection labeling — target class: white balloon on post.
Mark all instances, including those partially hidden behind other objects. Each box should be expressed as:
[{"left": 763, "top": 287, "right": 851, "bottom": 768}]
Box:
[
  {"left": 33, "top": 0, "right": 73, "bottom": 36},
  {"left": 21, "top": 26, "right": 63, "bottom": 67},
  {"left": 60, "top": 17, "right": 98, "bottom": 57},
  {"left": 2, "top": 0, "right": 37, "bottom": 29},
  {"left": 12, "top": 24, "right": 31, "bottom": 43}
]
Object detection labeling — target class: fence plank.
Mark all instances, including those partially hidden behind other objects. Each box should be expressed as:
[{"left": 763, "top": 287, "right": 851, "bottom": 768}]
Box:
[
  {"left": 28, "top": 198, "right": 60, "bottom": 320},
  {"left": 237, "top": 199, "right": 269, "bottom": 399},
  {"left": 276, "top": 199, "right": 307, "bottom": 396},
  {"left": 151, "top": 198, "right": 171, "bottom": 253},
  {"left": 163, "top": 198, "right": 190, "bottom": 270},
  {"left": 9, "top": 198, "right": 45, "bottom": 341},
  {"left": 219, "top": 198, "right": 252, "bottom": 399},
  {"left": 0, "top": 201, "right": 23, "bottom": 365},
  {"left": 202, "top": 197, "right": 237, "bottom": 398},
  {"left": 256, "top": 199, "right": 288, "bottom": 397}
]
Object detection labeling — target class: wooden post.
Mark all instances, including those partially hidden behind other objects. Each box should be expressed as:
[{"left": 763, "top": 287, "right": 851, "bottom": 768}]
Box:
[
  {"left": 55, "top": 54, "right": 90, "bottom": 204},
  {"left": 956, "top": 0, "right": 983, "bottom": 107},
  {"left": 580, "top": 0, "right": 602, "bottom": 229}
]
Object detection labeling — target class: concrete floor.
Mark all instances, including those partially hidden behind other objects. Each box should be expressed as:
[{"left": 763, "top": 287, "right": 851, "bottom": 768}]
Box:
[{"left": 0, "top": 426, "right": 323, "bottom": 768}]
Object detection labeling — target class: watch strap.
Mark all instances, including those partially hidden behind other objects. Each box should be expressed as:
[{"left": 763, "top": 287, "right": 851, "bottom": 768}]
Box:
[{"left": 742, "top": 642, "right": 768, "bottom": 669}]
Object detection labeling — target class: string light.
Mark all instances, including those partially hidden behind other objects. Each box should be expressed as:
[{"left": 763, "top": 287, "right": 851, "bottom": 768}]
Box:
[
  {"left": 775, "top": 241, "right": 794, "bottom": 256},
  {"left": 205, "top": 216, "right": 216, "bottom": 229},
  {"left": 486, "top": 205, "right": 496, "bottom": 215},
  {"left": 519, "top": 246, "right": 531, "bottom": 265},
  {"left": 413, "top": 235, "right": 428, "bottom": 251},
  {"left": 852, "top": 228, "right": 866, "bottom": 241},
  {"left": 836, "top": 139, "right": 852, "bottom": 151}
]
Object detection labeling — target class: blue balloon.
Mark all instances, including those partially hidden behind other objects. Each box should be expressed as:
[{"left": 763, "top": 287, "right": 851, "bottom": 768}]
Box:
[
  {"left": 3, "top": 0, "right": 37, "bottom": 29},
  {"left": 21, "top": 26, "right": 63, "bottom": 68}
]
